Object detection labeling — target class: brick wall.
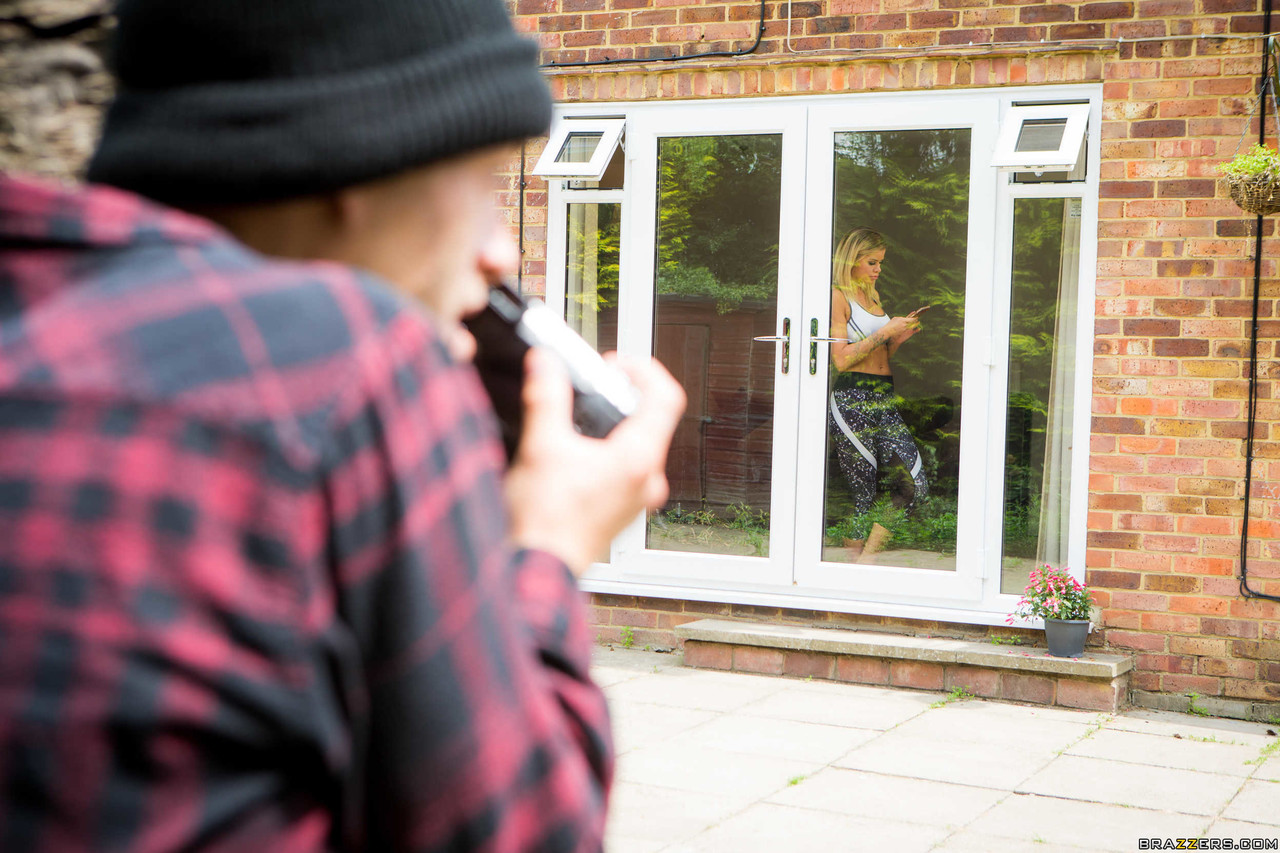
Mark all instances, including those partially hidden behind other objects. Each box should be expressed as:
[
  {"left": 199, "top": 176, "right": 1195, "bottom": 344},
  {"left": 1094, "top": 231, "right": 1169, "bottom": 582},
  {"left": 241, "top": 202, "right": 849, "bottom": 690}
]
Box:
[{"left": 504, "top": 0, "right": 1280, "bottom": 711}]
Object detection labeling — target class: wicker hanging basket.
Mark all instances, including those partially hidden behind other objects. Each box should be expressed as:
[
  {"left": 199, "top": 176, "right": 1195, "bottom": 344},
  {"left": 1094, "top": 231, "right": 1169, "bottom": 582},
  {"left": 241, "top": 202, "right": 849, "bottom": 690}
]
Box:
[{"left": 1224, "top": 173, "right": 1280, "bottom": 216}]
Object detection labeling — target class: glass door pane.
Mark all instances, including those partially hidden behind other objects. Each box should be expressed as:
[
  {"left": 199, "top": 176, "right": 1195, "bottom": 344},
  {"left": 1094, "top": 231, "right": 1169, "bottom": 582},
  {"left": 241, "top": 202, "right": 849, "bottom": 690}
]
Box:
[
  {"left": 646, "top": 135, "right": 782, "bottom": 558},
  {"left": 1000, "top": 197, "right": 1082, "bottom": 593},
  {"left": 564, "top": 201, "right": 621, "bottom": 566},
  {"left": 565, "top": 202, "right": 620, "bottom": 353},
  {"left": 820, "top": 129, "right": 970, "bottom": 572}
]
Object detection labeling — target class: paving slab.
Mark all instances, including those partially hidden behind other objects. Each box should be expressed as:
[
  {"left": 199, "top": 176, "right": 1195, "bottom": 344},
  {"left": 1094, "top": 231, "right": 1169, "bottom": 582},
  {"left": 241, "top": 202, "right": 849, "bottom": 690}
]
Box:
[
  {"left": 1204, "top": 818, "right": 1280, "bottom": 845},
  {"left": 603, "top": 667, "right": 787, "bottom": 712},
  {"left": 833, "top": 730, "right": 1061, "bottom": 789},
  {"left": 890, "top": 699, "right": 1095, "bottom": 749},
  {"left": 1104, "top": 708, "right": 1280, "bottom": 748},
  {"left": 767, "top": 766, "right": 1007, "bottom": 828},
  {"left": 964, "top": 793, "right": 1209, "bottom": 851},
  {"left": 590, "top": 648, "right": 1278, "bottom": 852},
  {"left": 1221, "top": 778, "right": 1280, "bottom": 826},
  {"left": 661, "top": 802, "right": 947, "bottom": 853},
  {"left": 932, "top": 829, "right": 1097, "bottom": 851},
  {"left": 662, "top": 712, "right": 880, "bottom": 764},
  {"left": 736, "top": 683, "right": 936, "bottom": 731},
  {"left": 615, "top": 741, "right": 822, "bottom": 803},
  {"left": 1068, "top": 726, "right": 1264, "bottom": 776},
  {"left": 604, "top": 781, "right": 745, "bottom": 852},
  {"left": 1018, "top": 753, "right": 1246, "bottom": 816},
  {"left": 604, "top": 700, "right": 718, "bottom": 755}
]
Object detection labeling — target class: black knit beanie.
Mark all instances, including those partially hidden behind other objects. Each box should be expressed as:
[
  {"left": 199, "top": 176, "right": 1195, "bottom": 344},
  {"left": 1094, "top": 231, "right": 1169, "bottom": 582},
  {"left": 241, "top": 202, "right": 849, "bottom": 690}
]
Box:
[{"left": 87, "top": 0, "right": 551, "bottom": 206}]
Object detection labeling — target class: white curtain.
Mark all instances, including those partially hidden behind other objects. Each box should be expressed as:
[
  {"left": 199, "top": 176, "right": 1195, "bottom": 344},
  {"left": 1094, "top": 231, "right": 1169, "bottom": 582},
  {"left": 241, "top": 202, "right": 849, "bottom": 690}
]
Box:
[{"left": 1036, "top": 198, "right": 1082, "bottom": 566}]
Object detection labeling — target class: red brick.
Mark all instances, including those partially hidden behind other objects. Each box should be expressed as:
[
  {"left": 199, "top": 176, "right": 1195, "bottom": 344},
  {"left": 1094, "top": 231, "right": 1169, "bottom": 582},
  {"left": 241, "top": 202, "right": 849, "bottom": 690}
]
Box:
[
  {"left": 1137, "top": 653, "right": 1194, "bottom": 674},
  {"left": 1101, "top": 181, "right": 1155, "bottom": 199},
  {"left": 1163, "top": 673, "right": 1222, "bottom": 694},
  {"left": 1143, "top": 575, "right": 1199, "bottom": 593},
  {"left": 733, "top": 645, "right": 785, "bottom": 675},
  {"left": 1153, "top": 338, "right": 1210, "bottom": 357},
  {"left": 945, "top": 666, "right": 1002, "bottom": 699},
  {"left": 1092, "top": 417, "right": 1147, "bottom": 436},
  {"left": 890, "top": 661, "right": 945, "bottom": 691},
  {"left": 1107, "top": 630, "right": 1169, "bottom": 651},
  {"left": 1088, "top": 531, "right": 1143, "bottom": 550},
  {"left": 1002, "top": 673, "right": 1056, "bottom": 705},
  {"left": 1122, "top": 319, "right": 1181, "bottom": 336},
  {"left": 1080, "top": 1, "right": 1134, "bottom": 17},
  {"left": 836, "top": 656, "right": 891, "bottom": 685},
  {"left": 1049, "top": 22, "right": 1106, "bottom": 38},
  {"left": 1091, "top": 570, "right": 1142, "bottom": 589},
  {"left": 1020, "top": 4, "right": 1074, "bottom": 21},
  {"left": 1057, "top": 679, "right": 1124, "bottom": 711},
  {"left": 783, "top": 650, "right": 836, "bottom": 680},
  {"left": 1201, "top": 618, "right": 1260, "bottom": 639},
  {"left": 1198, "top": 658, "right": 1258, "bottom": 679}
]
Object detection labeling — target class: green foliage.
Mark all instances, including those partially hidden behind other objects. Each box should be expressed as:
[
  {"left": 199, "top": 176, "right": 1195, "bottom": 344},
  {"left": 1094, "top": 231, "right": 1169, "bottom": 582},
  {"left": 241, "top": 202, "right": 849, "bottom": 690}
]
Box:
[
  {"left": 824, "top": 493, "right": 958, "bottom": 553},
  {"left": 989, "top": 634, "right": 1028, "bottom": 646},
  {"left": 1186, "top": 692, "right": 1210, "bottom": 717},
  {"left": 1217, "top": 143, "right": 1280, "bottom": 180},
  {"left": 1245, "top": 738, "right": 1280, "bottom": 765},
  {"left": 620, "top": 626, "right": 635, "bottom": 649},
  {"left": 930, "top": 686, "right": 975, "bottom": 708},
  {"left": 655, "top": 135, "right": 781, "bottom": 313}
]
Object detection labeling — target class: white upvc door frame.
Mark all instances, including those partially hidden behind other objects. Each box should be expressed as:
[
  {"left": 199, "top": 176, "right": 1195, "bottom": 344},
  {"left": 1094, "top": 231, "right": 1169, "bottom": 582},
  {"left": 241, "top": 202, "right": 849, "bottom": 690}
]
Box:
[
  {"left": 599, "top": 102, "right": 810, "bottom": 591},
  {"left": 544, "top": 85, "right": 1100, "bottom": 626},
  {"left": 789, "top": 93, "right": 998, "bottom": 606}
]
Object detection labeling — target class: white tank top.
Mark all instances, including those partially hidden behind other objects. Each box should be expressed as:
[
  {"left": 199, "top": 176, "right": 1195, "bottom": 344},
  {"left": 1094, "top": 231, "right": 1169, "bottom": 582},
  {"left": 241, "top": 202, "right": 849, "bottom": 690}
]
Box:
[{"left": 842, "top": 291, "right": 890, "bottom": 342}]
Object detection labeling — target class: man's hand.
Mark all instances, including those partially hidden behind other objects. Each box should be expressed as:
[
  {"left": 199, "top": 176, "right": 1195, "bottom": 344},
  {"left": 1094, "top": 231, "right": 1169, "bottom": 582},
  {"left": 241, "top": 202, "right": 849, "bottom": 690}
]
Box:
[{"left": 504, "top": 348, "right": 686, "bottom": 575}]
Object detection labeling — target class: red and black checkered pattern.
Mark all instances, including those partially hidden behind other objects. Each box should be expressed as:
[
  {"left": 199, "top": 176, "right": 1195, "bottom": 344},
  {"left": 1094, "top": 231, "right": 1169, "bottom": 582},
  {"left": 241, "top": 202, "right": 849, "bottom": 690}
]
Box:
[{"left": 0, "top": 175, "right": 612, "bottom": 853}]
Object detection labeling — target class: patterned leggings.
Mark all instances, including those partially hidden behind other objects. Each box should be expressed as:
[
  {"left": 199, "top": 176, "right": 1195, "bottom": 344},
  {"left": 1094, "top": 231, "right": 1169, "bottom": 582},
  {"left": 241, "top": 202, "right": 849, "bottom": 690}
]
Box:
[{"left": 828, "top": 372, "right": 928, "bottom": 520}]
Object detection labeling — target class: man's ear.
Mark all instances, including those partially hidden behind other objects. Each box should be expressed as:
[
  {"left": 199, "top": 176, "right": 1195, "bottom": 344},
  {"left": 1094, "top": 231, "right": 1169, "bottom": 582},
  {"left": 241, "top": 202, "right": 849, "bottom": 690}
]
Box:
[{"left": 331, "top": 186, "right": 368, "bottom": 234}]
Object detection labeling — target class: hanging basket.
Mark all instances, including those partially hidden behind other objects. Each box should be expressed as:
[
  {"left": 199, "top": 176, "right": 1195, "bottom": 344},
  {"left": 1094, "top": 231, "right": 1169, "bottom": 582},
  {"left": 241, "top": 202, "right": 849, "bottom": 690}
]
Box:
[{"left": 1224, "top": 173, "right": 1280, "bottom": 216}]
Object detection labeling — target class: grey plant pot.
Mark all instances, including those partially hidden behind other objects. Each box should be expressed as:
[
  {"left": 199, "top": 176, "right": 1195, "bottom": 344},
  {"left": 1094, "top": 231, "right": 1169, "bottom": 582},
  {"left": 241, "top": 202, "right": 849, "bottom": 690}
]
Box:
[{"left": 1044, "top": 618, "right": 1090, "bottom": 658}]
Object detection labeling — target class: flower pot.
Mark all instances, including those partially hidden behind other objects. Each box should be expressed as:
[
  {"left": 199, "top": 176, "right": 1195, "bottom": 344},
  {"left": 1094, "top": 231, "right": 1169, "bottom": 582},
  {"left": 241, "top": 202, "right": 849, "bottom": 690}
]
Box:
[
  {"left": 1043, "top": 618, "right": 1089, "bottom": 658},
  {"left": 1225, "top": 175, "right": 1280, "bottom": 216}
]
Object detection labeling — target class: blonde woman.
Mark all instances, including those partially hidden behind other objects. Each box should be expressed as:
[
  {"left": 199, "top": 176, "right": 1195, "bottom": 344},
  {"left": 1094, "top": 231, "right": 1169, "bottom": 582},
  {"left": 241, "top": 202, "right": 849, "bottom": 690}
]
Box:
[{"left": 827, "top": 227, "right": 930, "bottom": 562}]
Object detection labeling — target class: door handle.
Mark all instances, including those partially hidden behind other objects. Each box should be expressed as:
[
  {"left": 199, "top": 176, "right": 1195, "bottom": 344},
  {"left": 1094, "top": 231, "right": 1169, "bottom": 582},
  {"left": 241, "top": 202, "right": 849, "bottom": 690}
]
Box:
[
  {"left": 752, "top": 317, "right": 790, "bottom": 374},
  {"left": 809, "top": 318, "right": 821, "bottom": 375}
]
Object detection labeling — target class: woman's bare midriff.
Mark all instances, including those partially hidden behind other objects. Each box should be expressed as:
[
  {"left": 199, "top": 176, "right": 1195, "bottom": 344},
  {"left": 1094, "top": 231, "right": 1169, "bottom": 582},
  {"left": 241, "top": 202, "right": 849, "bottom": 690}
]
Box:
[{"left": 837, "top": 347, "right": 892, "bottom": 375}]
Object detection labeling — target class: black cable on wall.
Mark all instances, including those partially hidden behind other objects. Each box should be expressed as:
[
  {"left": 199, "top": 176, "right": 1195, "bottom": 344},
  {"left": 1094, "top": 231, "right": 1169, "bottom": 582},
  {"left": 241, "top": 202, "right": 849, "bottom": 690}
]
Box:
[
  {"left": 1239, "top": 0, "right": 1280, "bottom": 604},
  {"left": 540, "top": 0, "right": 767, "bottom": 69}
]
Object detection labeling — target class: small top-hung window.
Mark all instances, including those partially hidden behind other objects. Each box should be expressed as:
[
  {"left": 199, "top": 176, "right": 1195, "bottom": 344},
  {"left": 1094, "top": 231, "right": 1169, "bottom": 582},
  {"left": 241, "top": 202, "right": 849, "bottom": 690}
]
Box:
[
  {"left": 991, "top": 103, "right": 1089, "bottom": 178},
  {"left": 533, "top": 118, "right": 625, "bottom": 182}
]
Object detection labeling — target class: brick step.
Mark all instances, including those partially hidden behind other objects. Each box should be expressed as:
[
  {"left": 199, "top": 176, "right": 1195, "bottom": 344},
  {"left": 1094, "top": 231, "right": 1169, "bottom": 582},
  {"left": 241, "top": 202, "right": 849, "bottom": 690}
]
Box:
[{"left": 675, "top": 618, "right": 1135, "bottom": 712}]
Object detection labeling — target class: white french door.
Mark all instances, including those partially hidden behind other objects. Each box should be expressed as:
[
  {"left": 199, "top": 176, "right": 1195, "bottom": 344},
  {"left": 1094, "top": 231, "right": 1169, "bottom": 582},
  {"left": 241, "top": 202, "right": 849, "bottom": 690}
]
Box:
[
  {"left": 604, "top": 104, "right": 810, "bottom": 590},
  {"left": 548, "top": 87, "right": 1098, "bottom": 622}
]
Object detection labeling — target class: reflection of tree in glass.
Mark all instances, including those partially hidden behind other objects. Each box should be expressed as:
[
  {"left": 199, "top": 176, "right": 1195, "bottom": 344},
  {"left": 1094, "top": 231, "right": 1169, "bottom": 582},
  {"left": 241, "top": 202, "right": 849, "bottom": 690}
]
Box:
[
  {"left": 656, "top": 135, "right": 782, "bottom": 313},
  {"left": 566, "top": 204, "right": 620, "bottom": 313}
]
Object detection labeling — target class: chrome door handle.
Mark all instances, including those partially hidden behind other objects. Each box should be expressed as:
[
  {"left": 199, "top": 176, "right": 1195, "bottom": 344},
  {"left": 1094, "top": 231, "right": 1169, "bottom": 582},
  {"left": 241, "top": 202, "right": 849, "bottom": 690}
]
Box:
[
  {"left": 809, "top": 336, "right": 849, "bottom": 343},
  {"left": 752, "top": 317, "right": 790, "bottom": 374}
]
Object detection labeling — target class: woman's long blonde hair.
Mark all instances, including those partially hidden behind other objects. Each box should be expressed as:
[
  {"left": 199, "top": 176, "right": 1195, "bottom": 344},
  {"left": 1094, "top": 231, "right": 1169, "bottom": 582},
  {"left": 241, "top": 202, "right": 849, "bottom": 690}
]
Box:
[{"left": 832, "top": 227, "right": 887, "bottom": 307}]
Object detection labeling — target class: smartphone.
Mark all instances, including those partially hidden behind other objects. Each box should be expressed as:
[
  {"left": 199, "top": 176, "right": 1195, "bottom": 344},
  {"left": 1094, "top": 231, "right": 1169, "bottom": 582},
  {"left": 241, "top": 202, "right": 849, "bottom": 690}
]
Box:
[
  {"left": 464, "top": 282, "right": 639, "bottom": 460},
  {"left": 913, "top": 305, "right": 933, "bottom": 315}
]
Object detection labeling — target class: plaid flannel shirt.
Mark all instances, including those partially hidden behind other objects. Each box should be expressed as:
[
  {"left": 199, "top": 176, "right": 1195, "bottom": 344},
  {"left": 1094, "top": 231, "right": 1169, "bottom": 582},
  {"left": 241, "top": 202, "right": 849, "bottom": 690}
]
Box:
[{"left": 0, "top": 175, "right": 612, "bottom": 853}]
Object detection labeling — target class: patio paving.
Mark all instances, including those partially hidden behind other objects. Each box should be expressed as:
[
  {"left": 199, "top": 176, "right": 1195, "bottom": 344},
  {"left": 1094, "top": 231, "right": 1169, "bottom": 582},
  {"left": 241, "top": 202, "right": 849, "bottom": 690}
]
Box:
[{"left": 595, "top": 646, "right": 1280, "bottom": 852}]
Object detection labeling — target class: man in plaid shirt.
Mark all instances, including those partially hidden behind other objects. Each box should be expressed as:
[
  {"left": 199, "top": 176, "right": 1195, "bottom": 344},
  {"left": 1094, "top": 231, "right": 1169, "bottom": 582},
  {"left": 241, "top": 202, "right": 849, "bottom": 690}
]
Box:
[{"left": 0, "top": 1, "right": 684, "bottom": 851}]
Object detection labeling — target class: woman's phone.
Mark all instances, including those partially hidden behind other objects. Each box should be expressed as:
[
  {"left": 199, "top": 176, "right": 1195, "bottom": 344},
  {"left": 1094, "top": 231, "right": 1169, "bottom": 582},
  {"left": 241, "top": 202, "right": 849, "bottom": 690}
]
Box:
[
  {"left": 464, "top": 283, "right": 638, "bottom": 460},
  {"left": 912, "top": 305, "right": 933, "bottom": 315}
]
